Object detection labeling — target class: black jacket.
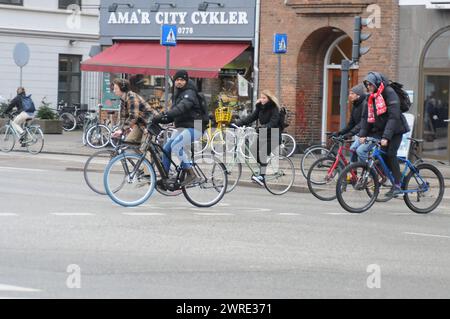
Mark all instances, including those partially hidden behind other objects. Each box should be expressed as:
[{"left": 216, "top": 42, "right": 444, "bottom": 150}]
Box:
[
  {"left": 166, "top": 80, "right": 202, "bottom": 129},
  {"left": 4, "top": 93, "right": 25, "bottom": 114},
  {"left": 359, "top": 72, "right": 410, "bottom": 140},
  {"left": 339, "top": 94, "right": 366, "bottom": 136},
  {"left": 237, "top": 101, "right": 280, "bottom": 131}
]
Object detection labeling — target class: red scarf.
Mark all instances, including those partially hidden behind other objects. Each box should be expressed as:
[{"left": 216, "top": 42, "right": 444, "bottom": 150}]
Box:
[{"left": 367, "top": 82, "right": 387, "bottom": 123}]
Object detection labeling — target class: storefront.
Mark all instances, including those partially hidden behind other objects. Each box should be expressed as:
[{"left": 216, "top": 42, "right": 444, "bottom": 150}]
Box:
[
  {"left": 81, "top": 0, "right": 258, "bottom": 118},
  {"left": 399, "top": 1, "right": 450, "bottom": 161}
]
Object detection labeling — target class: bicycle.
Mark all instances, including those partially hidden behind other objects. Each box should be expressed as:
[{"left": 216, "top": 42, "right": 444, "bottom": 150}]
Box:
[
  {"left": 300, "top": 133, "right": 339, "bottom": 179},
  {"left": 84, "top": 129, "right": 183, "bottom": 197},
  {"left": 103, "top": 121, "right": 228, "bottom": 207},
  {"left": 57, "top": 101, "right": 88, "bottom": 132},
  {"left": 307, "top": 136, "right": 392, "bottom": 202},
  {"left": 221, "top": 124, "right": 295, "bottom": 195},
  {"left": 0, "top": 112, "right": 44, "bottom": 155},
  {"left": 84, "top": 105, "right": 112, "bottom": 149},
  {"left": 335, "top": 138, "right": 445, "bottom": 214}
]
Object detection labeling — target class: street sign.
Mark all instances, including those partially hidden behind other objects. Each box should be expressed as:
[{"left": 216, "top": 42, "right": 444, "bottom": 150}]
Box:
[
  {"left": 13, "top": 43, "right": 30, "bottom": 67},
  {"left": 161, "top": 25, "right": 177, "bottom": 46},
  {"left": 273, "top": 34, "right": 287, "bottom": 54}
]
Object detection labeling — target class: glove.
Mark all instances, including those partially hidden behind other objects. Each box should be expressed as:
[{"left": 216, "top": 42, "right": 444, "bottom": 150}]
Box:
[{"left": 152, "top": 113, "right": 164, "bottom": 124}]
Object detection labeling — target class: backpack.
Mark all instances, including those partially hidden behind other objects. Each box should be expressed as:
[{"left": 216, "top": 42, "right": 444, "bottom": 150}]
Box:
[
  {"left": 21, "top": 95, "right": 36, "bottom": 113},
  {"left": 389, "top": 81, "right": 411, "bottom": 113},
  {"left": 279, "top": 106, "right": 290, "bottom": 131},
  {"left": 196, "top": 92, "right": 210, "bottom": 126}
]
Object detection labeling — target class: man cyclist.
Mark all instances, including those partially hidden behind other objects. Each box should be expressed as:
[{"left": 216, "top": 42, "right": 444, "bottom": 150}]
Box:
[{"left": 151, "top": 70, "right": 204, "bottom": 188}]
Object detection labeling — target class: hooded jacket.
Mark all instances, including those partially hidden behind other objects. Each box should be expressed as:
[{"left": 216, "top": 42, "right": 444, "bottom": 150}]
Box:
[
  {"left": 237, "top": 100, "right": 280, "bottom": 131},
  {"left": 167, "top": 79, "right": 202, "bottom": 129},
  {"left": 339, "top": 94, "right": 366, "bottom": 136},
  {"left": 359, "top": 72, "right": 410, "bottom": 140},
  {"left": 4, "top": 92, "right": 25, "bottom": 114}
]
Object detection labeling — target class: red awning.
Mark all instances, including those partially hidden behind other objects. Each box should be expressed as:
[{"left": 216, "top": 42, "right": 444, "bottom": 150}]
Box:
[{"left": 81, "top": 41, "right": 249, "bottom": 78}]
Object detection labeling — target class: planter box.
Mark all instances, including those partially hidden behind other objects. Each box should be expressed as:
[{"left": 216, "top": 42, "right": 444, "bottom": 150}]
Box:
[
  {"left": 0, "top": 118, "right": 7, "bottom": 127},
  {"left": 32, "top": 119, "right": 63, "bottom": 134}
]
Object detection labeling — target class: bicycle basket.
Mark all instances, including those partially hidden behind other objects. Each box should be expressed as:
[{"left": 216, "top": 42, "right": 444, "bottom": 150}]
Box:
[{"left": 215, "top": 107, "right": 233, "bottom": 124}]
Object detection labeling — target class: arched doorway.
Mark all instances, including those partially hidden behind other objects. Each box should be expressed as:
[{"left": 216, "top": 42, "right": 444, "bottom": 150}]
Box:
[{"left": 419, "top": 27, "right": 450, "bottom": 160}]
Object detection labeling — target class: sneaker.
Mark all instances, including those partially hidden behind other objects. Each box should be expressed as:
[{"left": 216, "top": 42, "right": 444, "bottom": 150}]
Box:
[
  {"left": 251, "top": 175, "right": 265, "bottom": 187},
  {"left": 385, "top": 185, "right": 402, "bottom": 198}
]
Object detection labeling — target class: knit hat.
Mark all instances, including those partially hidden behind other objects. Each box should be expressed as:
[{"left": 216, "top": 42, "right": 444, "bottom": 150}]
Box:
[
  {"left": 351, "top": 84, "right": 366, "bottom": 97},
  {"left": 173, "top": 70, "right": 189, "bottom": 81}
]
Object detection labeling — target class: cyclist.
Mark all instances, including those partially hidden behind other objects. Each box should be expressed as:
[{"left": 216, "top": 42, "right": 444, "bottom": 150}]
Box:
[
  {"left": 233, "top": 90, "right": 281, "bottom": 186},
  {"left": 331, "top": 84, "right": 367, "bottom": 162},
  {"left": 2, "top": 87, "right": 36, "bottom": 146},
  {"left": 359, "top": 72, "right": 410, "bottom": 198},
  {"left": 151, "top": 70, "right": 204, "bottom": 188}
]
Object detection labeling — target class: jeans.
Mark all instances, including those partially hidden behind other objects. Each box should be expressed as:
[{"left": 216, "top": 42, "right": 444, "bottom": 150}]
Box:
[
  {"left": 162, "top": 128, "right": 202, "bottom": 174},
  {"left": 356, "top": 139, "right": 376, "bottom": 162},
  {"left": 349, "top": 137, "right": 360, "bottom": 163}
]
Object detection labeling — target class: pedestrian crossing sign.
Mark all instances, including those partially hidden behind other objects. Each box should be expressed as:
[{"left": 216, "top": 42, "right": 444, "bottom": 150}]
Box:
[
  {"left": 273, "top": 34, "right": 287, "bottom": 54},
  {"left": 161, "top": 25, "right": 177, "bottom": 46}
]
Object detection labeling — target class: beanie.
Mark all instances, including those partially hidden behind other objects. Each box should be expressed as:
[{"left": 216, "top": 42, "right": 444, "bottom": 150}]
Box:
[
  {"left": 173, "top": 70, "right": 189, "bottom": 81},
  {"left": 350, "top": 84, "right": 366, "bottom": 97}
]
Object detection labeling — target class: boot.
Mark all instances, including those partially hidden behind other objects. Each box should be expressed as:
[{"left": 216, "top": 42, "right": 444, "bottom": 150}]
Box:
[{"left": 181, "top": 168, "right": 200, "bottom": 186}]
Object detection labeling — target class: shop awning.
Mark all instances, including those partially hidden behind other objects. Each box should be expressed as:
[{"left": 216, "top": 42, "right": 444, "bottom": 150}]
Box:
[{"left": 81, "top": 41, "right": 249, "bottom": 78}]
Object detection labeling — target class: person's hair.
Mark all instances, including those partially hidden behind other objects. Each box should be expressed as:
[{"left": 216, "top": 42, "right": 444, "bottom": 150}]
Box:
[
  {"left": 261, "top": 90, "right": 280, "bottom": 108},
  {"left": 17, "top": 87, "right": 25, "bottom": 95},
  {"left": 113, "top": 78, "right": 131, "bottom": 93}
]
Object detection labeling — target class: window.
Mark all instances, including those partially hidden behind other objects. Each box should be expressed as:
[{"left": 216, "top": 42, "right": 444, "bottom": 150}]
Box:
[
  {"left": 59, "top": 0, "right": 81, "bottom": 9},
  {"left": 0, "top": 0, "right": 23, "bottom": 5},
  {"left": 58, "top": 55, "right": 82, "bottom": 106}
]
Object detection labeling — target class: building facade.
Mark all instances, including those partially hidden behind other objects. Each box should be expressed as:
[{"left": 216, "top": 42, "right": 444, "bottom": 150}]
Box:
[{"left": 0, "top": 0, "right": 100, "bottom": 110}]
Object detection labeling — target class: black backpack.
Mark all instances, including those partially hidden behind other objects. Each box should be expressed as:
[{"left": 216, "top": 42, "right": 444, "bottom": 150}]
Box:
[
  {"left": 389, "top": 81, "right": 411, "bottom": 113},
  {"left": 279, "top": 106, "right": 290, "bottom": 131}
]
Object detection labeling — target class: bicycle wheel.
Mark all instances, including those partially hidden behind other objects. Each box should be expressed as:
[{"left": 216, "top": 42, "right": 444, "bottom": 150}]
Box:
[
  {"left": 109, "top": 126, "right": 122, "bottom": 148},
  {"left": 264, "top": 156, "right": 295, "bottom": 195},
  {"left": 280, "top": 133, "right": 297, "bottom": 157},
  {"left": 193, "top": 131, "right": 210, "bottom": 155},
  {"left": 25, "top": 126, "right": 44, "bottom": 155},
  {"left": 307, "top": 156, "right": 342, "bottom": 201},
  {"left": 300, "top": 145, "right": 330, "bottom": 179},
  {"left": 104, "top": 153, "right": 156, "bottom": 207},
  {"left": 84, "top": 149, "right": 117, "bottom": 195},
  {"left": 336, "top": 162, "right": 380, "bottom": 213},
  {"left": 0, "top": 125, "right": 15, "bottom": 152},
  {"left": 220, "top": 157, "right": 242, "bottom": 193},
  {"left": 182, "top": 154, "right": 228, "bottom": 207},
  {"left": 211, "top": 129, "right": 236, "bottom": 156},
  {"left": 86, "top": 124, "right": 111, "bottom": 149},
  {"left": 403, "top": 163, "right": 445, "bottom": 214},
  {"left": 239, "top": 131, "right": 258, "bottom": 160},
  {"left": 60, "top": 113, "right": 76, "bottom": 131}
]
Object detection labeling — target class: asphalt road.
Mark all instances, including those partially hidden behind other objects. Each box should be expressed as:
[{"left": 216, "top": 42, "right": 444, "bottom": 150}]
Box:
[{"left": 1, "top": 152, "right": 450, "bottom": 299}]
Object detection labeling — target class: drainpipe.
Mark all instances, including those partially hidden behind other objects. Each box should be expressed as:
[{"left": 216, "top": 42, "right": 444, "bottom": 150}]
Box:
[{"left": 252, "top": 0, "right": 261, "bottom": 109}]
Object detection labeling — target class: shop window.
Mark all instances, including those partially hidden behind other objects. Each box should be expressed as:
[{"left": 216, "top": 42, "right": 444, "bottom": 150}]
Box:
[
  {"left": 59, "top": 0, "right": 81, "bottom": 9},
  {"left": 0, "top": 0, "right": 23, "bottom": 5},
  {"left": 58, "top": 55, "right": 82, "bottom": 106},
  {"left": 423, "top": 30, "right": 450, "bottom": 69}
]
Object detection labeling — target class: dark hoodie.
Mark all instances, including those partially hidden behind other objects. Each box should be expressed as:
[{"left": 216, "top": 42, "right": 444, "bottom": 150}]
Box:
[
  {"left": 167, "top": 79, "right": 202, "bottom": 129},
  {"left": 359, "top": 72, "right": 410, "bottom": 140},
  {"left": 339, "top": 93, "right": 366, "bottom": 136},
  {"left": 4, "top": 92, "right": 25, "bottom": 114}
]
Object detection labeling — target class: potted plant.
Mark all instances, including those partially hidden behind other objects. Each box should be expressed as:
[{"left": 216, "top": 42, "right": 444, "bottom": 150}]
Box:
[{"left": 34, "top": 97, "right": 63, "bottom": 134}]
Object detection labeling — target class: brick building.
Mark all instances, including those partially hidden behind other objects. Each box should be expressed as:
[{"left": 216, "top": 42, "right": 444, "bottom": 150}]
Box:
[{"left": 258, "top": 0, "right": 399, "bottom": 148}]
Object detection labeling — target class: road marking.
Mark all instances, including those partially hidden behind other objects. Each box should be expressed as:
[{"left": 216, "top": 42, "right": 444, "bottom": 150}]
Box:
[
  {"left": 193, "top": 212, "right": 234, "bottom": 216},
  {"left": 0, "top": 213, "right": 18, "bottom": 216},
  {"left": 325, "top": 213, "right": 354, "bottom": 216},
  {"left": 0, "top": 284, "right": 41, "bottom": 292},
  {"left": 122, "top": 213, "right": 166, "bottom": 216},
  {"left": 404, "top": 232, "right": 450, "bottom": 239},
  {"left": 0, "top": 166, "right": 46, "bottom": 172},
  {"left": 279, "top": 213, "right": 301, "bottom": 216},
  {"left": 51, "top": 213, "right": 94, "bottom": 216}
]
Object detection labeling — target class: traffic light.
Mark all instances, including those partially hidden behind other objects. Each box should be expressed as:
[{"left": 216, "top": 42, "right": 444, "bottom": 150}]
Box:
[{"left": 352, "top": 16, "right": 371, "bottom": 63}]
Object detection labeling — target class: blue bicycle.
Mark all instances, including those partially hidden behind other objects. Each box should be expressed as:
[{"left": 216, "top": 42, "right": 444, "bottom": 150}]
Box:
[{"left": 335, "top": 137, "right": 445, "bottom": 214}]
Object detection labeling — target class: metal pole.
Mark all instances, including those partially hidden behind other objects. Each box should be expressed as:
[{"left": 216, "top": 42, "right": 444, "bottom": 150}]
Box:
[
  {"left": 252, "top": 0, "right": 261, "bottom": 109},
  {"left": 20, "top": 67, "right": 23, "bottom": 87},
  {"left": 277, "top": 54, "right": 282, "bottom": 105},
  {"left": 339, "top": 59, "right": 351, "bottom": 130},
  {"left": 164, "top": 46, "right": 170, "bottom": 112}
]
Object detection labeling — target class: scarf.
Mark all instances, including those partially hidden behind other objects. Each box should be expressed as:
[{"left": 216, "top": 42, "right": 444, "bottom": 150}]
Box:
[{"left": 367, "top": 82, "right": 387, "bottom": 123}]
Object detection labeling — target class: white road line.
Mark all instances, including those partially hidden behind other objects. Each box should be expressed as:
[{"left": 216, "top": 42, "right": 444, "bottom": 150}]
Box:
[
  {"left": 51, "top": 213, "right": 95, "bottom": 216},
  {"left": 193, "top": 212, "right": 234, "bottom": 216},
  {"left": 279, "top": 213, "right": 301, "bottom": 216},
  {"left": 0, "top": 284, "right": 41, "bottom": 292},
  {"left": 325, "top": 213, "right": 355, "bottom": 216},
  {"left": 122, "top": 213, "right": 166, "bottom": 216},
  {"left": 403, "top": 232, "right": 450, "bottom": 239},
  {"left": 0, "top": 166, "right": 46, "bottom": 172},
  {"left": 0, "top": 213, "right": 18, "bottom": 216}
]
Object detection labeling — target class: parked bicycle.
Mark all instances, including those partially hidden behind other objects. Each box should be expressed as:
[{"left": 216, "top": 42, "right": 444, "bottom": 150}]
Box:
[
  {"left": 56, "top": 101, "right": 87, "bottom": 132},
  {"left": 0, "top": 112, "right": 44, "bottom": 154}
]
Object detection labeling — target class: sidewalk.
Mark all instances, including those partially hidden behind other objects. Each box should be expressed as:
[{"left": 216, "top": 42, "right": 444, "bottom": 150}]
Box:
[{"left": 14, "top": 130, "right": 450, "bottom": 188}]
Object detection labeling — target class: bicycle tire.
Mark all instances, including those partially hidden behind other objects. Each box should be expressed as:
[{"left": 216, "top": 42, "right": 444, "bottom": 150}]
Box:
[
  {"left": 307, "top": 156, "right": 343, "bottom": 201},
  {"left": 86, "top": 124, "right": 111, "bottom": 149},
  {"left": 403, "top": 163, "right": 445, "bottom": 214},
  {"left": 25, "top": 126, "right": 44, "bottom": 155},
  {"left": 60, "top": 113, "right": 76, "bottom": 131},
  {"left": 0, "top": 125, "right": 15, "bottom": 152},
  {"left": 211, "top": 129, "right": 236, "bottom": 156},
  {"left": 84, "top": 149, "right": 117, "bottom": 195},
  {"left": 104, "top": 153, "right": 157, "bottom": 207},
  {"left": 280, "top": 133, "right": 297, "bottom": 157},
  {"left": 222, "top": 159, "right": 242, "bottom": 193},
  {"left": 264, "top": 156, "right": 295, "bottom": 195},
  {"left": 193, "top": 131, "right": 210, "bottom": 155},
  {"left": 335, "top": 162, "right": 380, "bottom": 213},
  {"left": 300, "top": 146, "right": 330, "bottom": 179}
]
